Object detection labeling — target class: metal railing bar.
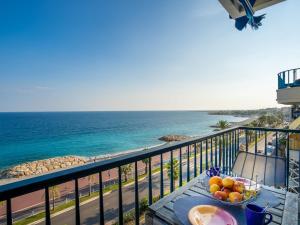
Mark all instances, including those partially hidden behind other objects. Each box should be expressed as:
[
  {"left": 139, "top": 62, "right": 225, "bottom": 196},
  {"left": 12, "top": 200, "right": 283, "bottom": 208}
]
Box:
[
  {"left": 232, "top": 131, "right": 235, "bottom": 163},
  {"left": 222, "top": 134, "right": 225, "bottom": 173},
  {"left": 237, "top": 129, "right": 240, "bottom": 153},
  {"left": 194, "top": 144, "right": 197, "bottom": 178},
  {"left": 187, "top": 145, "right": 190, "bottom": 182},
  {"left": 218, "top": 137, "right": 221, "bottom": 167},
  {"left": 118, "top": 166, "right": 123, "bottom": 225},
  {"left": 99, "top": 172, "right": 104, "bottom": 225},
  {"left": 246, "top": 130, "right": 249, "bottom": 152},
  {"left": 170, "top": 150, "right": 174, "bottom": 192},
  {"left": 264, "top": 131, "right": 267, "bottom": 156},
  {"left": 210, "top": 138, "right": 213, "bottom": 167},
  {"left": 235, "top": 130, "right": 238, "bottom": 156},
  {"left": 229, "top": 133, "right": 232, "bottom": 170},
  {"left": 226, "top": 133, "right": 230, "bottom": 174},
  {"left": 263, "top": 155, "right": 267, "bottom": 185},
  {"left": 179, "top": 149, "right": 182, "bottom": 187},
  {"left": 225, "top": 134, "right": 228, "bottom": 172},
  {"left": 205, "top": 139, "right": 208, "bottom": 170},
  {"left": 45, "top": 186, "right": 51, "bottom": 225},
  {"left": 148, "top": 158, "right": 152, "bottom": 205},
  {"left": 6, "top": 198, "right": 12, "bottom": 225},
  {"left": 160, "top": 154, "right": 164, "bottom": 197},
  {"left": 255, "top": 131, "right": 258, "bottom": 154},
  {"left": 214, "top": 137, "right": 218, "bottom": 167},
  {"left": 134, "top": 162, "right": 139, "bottom": 225},
  {"left": 286, "top": 134, "right": 290, "bottom": 189},
  {"left": 200, "top": 142, "right": 203, "bottom": 175},
  {"left": 231, "top": 132, "right": 234, "bottom": 167},
  {"left": 75, "top": 179, "right": 80, "bottom": 225},
  {"left": 275, "top": 132, "right": 278, "bottom": 156}
]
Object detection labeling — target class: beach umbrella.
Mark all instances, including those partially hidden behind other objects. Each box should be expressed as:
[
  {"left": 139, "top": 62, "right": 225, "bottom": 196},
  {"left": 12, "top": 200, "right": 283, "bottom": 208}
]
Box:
[{"left": 219, "top": 0, "right": 286, "bottom": 30}]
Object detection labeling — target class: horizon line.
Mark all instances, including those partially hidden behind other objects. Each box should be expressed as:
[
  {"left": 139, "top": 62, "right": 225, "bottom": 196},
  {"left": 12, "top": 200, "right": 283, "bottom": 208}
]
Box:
[{"left": 0, "top": 107, "right": 286, "bottom": 113}]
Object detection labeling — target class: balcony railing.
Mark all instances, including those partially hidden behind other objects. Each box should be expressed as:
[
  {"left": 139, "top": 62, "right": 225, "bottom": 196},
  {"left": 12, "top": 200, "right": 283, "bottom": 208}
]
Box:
[
  {"left": 0, "top": 126, "right": 299, "bottom": 225},
  {"left": 278, "top": 68, "right": 300, "bottom": 89}
]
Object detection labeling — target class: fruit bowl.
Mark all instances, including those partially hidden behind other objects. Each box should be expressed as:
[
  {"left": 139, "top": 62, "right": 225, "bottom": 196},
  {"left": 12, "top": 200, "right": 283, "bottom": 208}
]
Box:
[
  {"left": 206, "top": 176, "right": 257, "bottom": 206},
  {"left": 211, "top": 192, "right": 256, "bottom": 206}
]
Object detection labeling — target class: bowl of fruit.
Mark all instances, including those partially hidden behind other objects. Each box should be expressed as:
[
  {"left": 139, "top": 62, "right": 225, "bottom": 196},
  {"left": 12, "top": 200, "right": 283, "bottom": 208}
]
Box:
[{"left": 207, "top": 176, "right": 257, "bottom": 206}]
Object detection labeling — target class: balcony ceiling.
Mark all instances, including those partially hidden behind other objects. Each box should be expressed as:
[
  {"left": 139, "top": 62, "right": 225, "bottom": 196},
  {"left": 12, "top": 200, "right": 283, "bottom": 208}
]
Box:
[
  {"left": 277, "top": 86, "right": 300, "bottom": 105},
  {"left": 219, "top": 0, "right": 286, "bottom": 19}
]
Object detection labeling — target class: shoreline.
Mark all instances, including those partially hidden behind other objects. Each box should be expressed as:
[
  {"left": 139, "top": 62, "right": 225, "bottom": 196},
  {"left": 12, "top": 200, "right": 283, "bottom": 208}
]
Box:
[
  {"left": 0, "top": 116, "right": 251, "bottom": 184},
  {"left": 87, "top": 142, "right": 167, "bottom": 162},
  {"left": 0, "top": 143, "right": 168, "bottom": 185}
]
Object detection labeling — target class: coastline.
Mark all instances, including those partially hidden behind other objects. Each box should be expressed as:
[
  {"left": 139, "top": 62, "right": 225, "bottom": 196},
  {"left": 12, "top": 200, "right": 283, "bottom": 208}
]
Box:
[
  {"left": 230, "top": 116, "right": 256, "bottom": 126},
  {"left": 0, "top": 116, "right": 252, "bottom": 184},
  {"left": 87, "top": 142, "right": 167, "bottom": 162},
  {"left": 0, "top": 116, "right": 253, "bottom": 218},
  {"left": 0, "top": 143, "right": 168, "bottom": 185}
]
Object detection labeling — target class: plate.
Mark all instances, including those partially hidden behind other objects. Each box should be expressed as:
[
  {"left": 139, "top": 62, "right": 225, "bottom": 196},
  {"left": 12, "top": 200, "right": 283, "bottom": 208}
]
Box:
[{"left": 188, "top": 205, "right": 238, "bottom": 225}]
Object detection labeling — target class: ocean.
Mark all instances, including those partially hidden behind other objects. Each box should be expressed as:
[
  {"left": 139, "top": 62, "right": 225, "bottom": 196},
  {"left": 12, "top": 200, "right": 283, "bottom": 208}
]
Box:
[{"left": 0, "top": 111, "right": 246, "bottom": 169}]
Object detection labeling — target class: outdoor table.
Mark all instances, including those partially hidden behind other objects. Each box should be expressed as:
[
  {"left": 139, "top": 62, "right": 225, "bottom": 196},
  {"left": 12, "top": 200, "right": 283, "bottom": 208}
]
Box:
[{"left": 145, "top": 172, "right": 298, "bottom": 225}]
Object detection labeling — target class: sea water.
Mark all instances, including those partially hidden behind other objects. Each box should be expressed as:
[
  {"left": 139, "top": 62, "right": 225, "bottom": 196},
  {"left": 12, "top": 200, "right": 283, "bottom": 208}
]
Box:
[{"left": 0, "top": 111, "right": 245, "bottom": 169}]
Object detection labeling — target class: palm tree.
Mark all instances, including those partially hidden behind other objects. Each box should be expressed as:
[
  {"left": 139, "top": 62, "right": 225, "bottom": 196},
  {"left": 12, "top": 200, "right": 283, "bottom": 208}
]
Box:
[
  {"left": 141, "top": 158, "right": 149, "bottom": 175},
  {"left": 257, "top": 115, "right": 267, "bottom": 127},
  {"left": 166, "top": 158, "right": 179, "bottom": 186},
  {"left": 250, "top": 120, "right": 260, "bottom": 127},
  {"left": 121, "top": 164, "right": 133, "bottom": 182},
  {"left": 247, "top": 130, "right": 255, "bottom": 143},
  {"left": 88, "top": 174, "right": 96, "bottom": 196},
  {"left": 216, "top": 120, "right": 230, "bottom": 130},
  {"left": 276, "top": 112, "right": 284, "bottom": 124}
]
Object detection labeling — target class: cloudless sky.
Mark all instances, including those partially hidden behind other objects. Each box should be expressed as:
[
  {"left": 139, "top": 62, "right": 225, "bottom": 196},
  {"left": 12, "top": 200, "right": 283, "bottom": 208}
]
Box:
[{"left": 0, "top": 0, "right": 299, "bottom": 112}]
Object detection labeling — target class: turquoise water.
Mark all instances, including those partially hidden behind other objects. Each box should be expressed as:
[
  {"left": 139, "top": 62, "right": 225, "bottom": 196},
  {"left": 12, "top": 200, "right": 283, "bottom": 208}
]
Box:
[{"left": 0, "top": 111, "right": 245, "bottom": 169}]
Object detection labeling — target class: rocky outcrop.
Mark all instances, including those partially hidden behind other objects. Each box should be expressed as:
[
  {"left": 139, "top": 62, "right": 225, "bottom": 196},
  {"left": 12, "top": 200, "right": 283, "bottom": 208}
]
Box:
[
  {"left": 0, "top": 156, "right": 87, "bottom": 179},
  {"left": 159, "top": 135, "right": 190, "bottom": 142}
]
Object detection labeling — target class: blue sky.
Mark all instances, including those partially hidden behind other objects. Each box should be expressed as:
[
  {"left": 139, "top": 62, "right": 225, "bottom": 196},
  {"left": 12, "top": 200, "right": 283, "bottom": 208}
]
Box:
[{"left": 0, "top": 0, "right": 299, "bottom": 112}]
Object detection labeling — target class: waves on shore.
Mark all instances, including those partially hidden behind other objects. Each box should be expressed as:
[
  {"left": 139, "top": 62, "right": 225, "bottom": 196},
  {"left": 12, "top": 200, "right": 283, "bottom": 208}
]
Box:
[
  {"left": 0, "top": 142, "right": 168, "bottom": 183},
  {"left": 87, "top": 142, "right": 167, "bottom": 162}
]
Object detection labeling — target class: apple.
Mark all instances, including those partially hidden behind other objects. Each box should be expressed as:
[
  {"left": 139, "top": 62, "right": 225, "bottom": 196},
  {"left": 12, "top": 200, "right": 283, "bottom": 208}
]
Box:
[
  {"left": 228, "top": 192, "right": 243, "bottom": 203},
  {"left": 222, "top": 177, "right": 234, "bottom": 189},
  {"left": 213, "top": 191, "right": 228, "bottom": 201},
  {"left": 232, "top": 181, "right": 245, "bottom": 194},
  {"left": 210, "top": 184, "right": 220, "bottom": 194},
  {"left": 209, "top": 176, "right": 223, "bottom": 187},
  {"left": 221, "top": 187, "right": 231, "bottom": 198}
]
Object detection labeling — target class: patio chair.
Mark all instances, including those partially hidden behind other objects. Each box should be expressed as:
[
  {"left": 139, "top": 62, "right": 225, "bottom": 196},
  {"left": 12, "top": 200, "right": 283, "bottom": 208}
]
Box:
[{"left": 231, "top": 151, "right": 286, "bottom": 187}]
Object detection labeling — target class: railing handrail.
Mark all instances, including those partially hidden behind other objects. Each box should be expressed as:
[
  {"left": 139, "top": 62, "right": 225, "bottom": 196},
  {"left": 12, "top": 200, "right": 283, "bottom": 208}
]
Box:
[
  {"left": 278, "top": 68, "right": 300, "bottom": 76},
  {"left": 1, "top": 125, "right": 298, "bottom": 200},
  {"left": 239, "top": 126, "right": 300, "bottom": 133},
  {"left": 0, "top": 126, "right": 239, "bottom": 200},
  {"left": 277, "top": 68, "right": 300, "bottom": 89}
]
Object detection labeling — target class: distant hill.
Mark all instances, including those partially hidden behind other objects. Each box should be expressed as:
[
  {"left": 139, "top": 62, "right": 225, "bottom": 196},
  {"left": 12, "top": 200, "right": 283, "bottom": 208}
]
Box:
[{"left": 208, "top": 107, "right": 291, "bottom": 121}]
